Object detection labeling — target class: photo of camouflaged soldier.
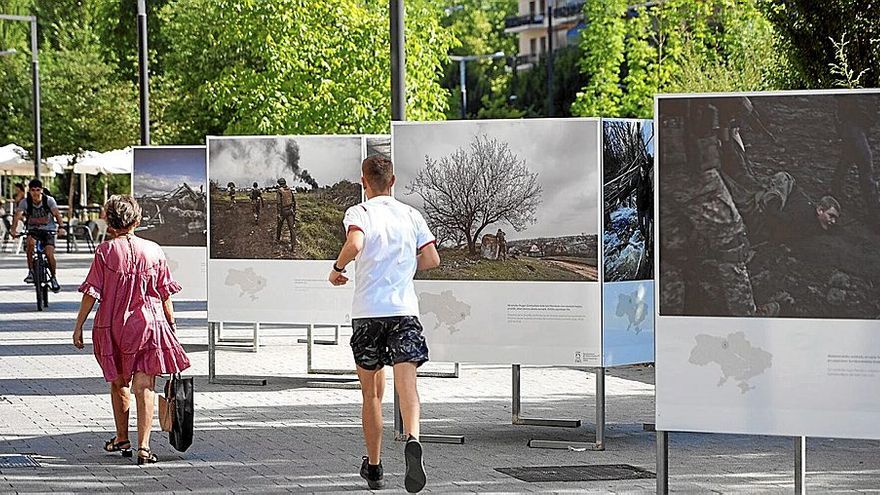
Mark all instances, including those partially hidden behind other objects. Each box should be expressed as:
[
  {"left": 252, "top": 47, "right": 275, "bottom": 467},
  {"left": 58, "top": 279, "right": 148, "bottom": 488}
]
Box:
[
  {"left": 658, "top": 91, "right": 880, "bottom": 320},
  {"left": 658, "top": 97, "right": 779, "bottom": 318}
]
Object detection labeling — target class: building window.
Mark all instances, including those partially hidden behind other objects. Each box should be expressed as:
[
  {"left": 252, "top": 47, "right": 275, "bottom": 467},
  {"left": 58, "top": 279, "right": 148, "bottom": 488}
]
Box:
[
  {"left": 540, "top": 36, "right": 546, "bottom": 54},
  {"left": 530, "top": 38, "right": 537, "bottom": 56},
  {"left": 529, "top": 1, "right": 535, "bottom": 15},
  {"left": 539, "top": 0, "right": 546, "bottom": 13}
]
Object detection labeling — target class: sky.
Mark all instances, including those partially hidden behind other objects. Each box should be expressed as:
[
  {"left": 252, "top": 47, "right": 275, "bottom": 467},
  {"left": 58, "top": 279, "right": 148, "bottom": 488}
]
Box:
[
  {"left": 392, "top": 119, "right": 601, "bottom": 240},
  {"left": 208, "top": 136, "right": 362, "bottom": 188},
  {"left": 133, "top": 147, "right": 206, "bottom": 197}
]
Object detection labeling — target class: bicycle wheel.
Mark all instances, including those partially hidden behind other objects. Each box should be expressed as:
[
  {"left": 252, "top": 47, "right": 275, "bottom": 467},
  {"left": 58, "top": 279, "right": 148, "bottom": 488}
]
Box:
[
  {"left": 41, "top": 267, "right": 49, "bottom": 308},
  {"left": 34, "top": 256, "right": 44, "bottom": 311}
]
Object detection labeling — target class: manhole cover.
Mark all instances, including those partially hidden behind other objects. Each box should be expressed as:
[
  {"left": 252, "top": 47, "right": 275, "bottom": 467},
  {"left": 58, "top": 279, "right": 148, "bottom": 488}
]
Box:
[
  {"left": 0, "top": 454, "right": 40, "bottom": 469},
  {"left": 495, "top": 464, "right": 654, "bottom": 482}
]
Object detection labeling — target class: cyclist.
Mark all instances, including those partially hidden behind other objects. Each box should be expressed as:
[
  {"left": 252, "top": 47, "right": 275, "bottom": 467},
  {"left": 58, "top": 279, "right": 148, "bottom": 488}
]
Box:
[{"left": 11, "top": 179, "right": 66, "bottom": 292}]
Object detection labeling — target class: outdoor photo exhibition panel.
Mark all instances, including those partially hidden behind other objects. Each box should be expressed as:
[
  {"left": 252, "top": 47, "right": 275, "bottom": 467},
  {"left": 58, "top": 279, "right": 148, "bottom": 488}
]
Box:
[
  {"left": 207, "top": 135, "right": 363, "bottom": 325},
  {"left": 132, "top": 146, "right": 207, "bottom": 300},
  {"left": 655, "top": 90, "right": 880, "bottom": 440},
  {"left": 601, "top": 118, "right": 655, "bottom": 367},
  {"left": 392, "top": 119, "right": 602, "bottom": 366}
]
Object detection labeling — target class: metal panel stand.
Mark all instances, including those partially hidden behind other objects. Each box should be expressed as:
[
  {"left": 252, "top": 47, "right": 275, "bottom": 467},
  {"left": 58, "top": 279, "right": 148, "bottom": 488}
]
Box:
[
  {"left": 417, "top": 362, "right": 460, "bottom": 378},
  {"left": 656, "top": 430, "right": 668, "bottom": 495},
  {"left": 306, "top": 324, "right": 356, "bottom": 375},
  {"left": 795, "top": 436, "right": 806, "bottom": 495},
  {"left": 524, "top": 366, "right": 605, "bottom": 450},
  {"left": 297, "top": 324, "right": 340, "bottom": 345},
  {"left": 216, "top": 321, "right": 260, "bottom": 352},
  {"left": 207, "top": 322, "right": 267, "bottom": 386},
  {"left": 393, "top": 381, "right": 464, "bottom": 445}
]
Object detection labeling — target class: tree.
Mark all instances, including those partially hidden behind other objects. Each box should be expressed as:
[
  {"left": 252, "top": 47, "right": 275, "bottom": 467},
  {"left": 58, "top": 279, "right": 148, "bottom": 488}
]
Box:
[
  {"left": 405, "top": 135, "right": 542, "bottom": 255},
  {"left": 761, "top": 0, "right": 880, "bottom": 88},
  {"left": 573, "top": 0, "right": 786, "bottom": 119},
  {"left": 157, "top": 0, "right": 455, "bottom": 139}
]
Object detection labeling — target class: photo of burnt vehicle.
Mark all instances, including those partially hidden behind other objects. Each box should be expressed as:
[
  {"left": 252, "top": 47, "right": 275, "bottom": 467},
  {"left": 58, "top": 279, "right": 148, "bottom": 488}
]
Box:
[{"left": 133, "top": 147, "right": 207, "bottom": 247}]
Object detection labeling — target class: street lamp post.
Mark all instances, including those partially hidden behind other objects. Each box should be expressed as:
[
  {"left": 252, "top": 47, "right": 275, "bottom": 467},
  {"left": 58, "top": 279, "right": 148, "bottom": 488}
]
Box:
[
  {"left": 390, "top": 0, "right": 405, "bottom": 122},
  {"left": 0, "top": 14, "right": 40, "bottom": 179},
  {"left": 449, "top": 51, "right": 505, "bottom": 120},
  {"left": 137, "top": 0, "right": 150, "bottom": 146}
]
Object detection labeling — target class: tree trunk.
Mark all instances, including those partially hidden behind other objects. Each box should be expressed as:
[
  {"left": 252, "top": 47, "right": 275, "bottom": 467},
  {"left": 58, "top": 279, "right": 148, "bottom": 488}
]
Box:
[{"left": 466, "top": 231, "right": 476, "bottom": 255}]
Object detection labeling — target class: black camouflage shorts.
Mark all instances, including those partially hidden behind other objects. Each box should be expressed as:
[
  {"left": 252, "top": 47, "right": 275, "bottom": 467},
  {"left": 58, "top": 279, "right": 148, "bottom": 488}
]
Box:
[{"left": 350, "top": 316, "right": 429, "bottom": 370}]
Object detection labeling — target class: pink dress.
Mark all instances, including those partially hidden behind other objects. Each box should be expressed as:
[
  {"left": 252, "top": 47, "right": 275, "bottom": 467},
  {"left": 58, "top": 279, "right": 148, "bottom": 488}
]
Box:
[{"left": 79, "top": 235, "right": 191, "bottom": 382}]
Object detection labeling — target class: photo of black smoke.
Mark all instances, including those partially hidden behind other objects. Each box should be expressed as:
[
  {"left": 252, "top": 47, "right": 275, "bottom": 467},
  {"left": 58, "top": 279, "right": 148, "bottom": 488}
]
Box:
[
  {"left": 603, "top": 119, "right": 654, "bottom": 282},
  {"left": 658, "top": 91, "right": 880, "bottom": 319},
  {"left": 208, "top": 136, "right": 362, "bottom": 260}
]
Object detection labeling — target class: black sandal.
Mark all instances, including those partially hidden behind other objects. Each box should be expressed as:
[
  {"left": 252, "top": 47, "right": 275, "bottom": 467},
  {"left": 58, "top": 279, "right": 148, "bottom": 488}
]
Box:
[
  {"left": 136, "top": 447, "right": 158, "bottom": 465},
  {"left": 104, "top": 437, "right": 132, "bottom": 458}
]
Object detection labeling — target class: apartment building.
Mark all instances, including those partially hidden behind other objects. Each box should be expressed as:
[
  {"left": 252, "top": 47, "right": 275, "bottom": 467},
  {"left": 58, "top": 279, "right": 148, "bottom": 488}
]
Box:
[{"left": 503, "top": 0, "right": 585, "bottom": 69}]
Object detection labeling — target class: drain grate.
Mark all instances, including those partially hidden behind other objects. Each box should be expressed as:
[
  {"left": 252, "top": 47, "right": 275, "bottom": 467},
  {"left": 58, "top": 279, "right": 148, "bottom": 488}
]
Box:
[
  {"left": 0, "top": 454, "right": 40, "bottom": 469},
  {"left": 495, "top": 464, "right": 654, "bottom": 483}
]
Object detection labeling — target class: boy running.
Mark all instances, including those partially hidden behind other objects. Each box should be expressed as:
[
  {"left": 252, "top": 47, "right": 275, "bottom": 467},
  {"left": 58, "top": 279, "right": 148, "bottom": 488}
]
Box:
[{"left": 329, "top": 155, "right": 440, "bottom": 493}]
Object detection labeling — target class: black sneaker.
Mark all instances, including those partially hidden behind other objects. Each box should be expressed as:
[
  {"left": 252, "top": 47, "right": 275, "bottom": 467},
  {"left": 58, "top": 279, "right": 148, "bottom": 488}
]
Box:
[
  {"left": 404, "top": 436, "right": 426, "bottom": 493},
  {"left": 49, "top": 277, "right": 60, "bottom": 293},
  {"left": 360, "top": 456, "right": 384, "bottom": 490},
  {"left": 24, "top": 270, "right": 33, "bottom": 284}
]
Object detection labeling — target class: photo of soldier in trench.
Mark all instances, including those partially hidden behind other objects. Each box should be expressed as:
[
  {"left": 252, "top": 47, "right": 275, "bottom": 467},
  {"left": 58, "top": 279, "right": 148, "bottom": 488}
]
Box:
[
  {"left": 208, "top": 136, "right": 362, "bottom": 260},
  {"left": 658, "top": 92, "right": 880, "bottom": 319}
]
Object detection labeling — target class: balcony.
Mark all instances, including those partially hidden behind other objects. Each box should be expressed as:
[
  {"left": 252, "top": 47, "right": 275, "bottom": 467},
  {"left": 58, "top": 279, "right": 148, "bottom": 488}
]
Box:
[
  {"left": 553, "top": 1, "right": 585, "bottom": 22},
  {"left": 504, "top": 13, "right": 545, "bottom": 32}
]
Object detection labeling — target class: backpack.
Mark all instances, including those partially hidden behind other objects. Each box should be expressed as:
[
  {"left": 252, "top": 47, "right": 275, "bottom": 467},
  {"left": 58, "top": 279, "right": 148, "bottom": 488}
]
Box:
[{"left": 279, "top": 187, "right": 294, "bottom": 208}]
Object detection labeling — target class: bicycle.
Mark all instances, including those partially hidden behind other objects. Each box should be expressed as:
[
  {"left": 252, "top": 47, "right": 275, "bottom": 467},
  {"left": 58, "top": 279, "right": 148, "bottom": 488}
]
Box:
[{"left": 26, "top": 228, "right": 55, "bottom": 311}]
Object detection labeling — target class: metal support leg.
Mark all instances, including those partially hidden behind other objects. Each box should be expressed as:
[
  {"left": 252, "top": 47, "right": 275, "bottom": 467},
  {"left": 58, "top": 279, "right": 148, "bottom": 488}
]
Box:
[
  {"left": 252, "top": 322, "right": 260, "bottom": 352},
  {"left": 208, "top": 321, "right": 267, "bottom": 386},
  {"left": 795, "top": 436, "right": 806, "bottom": 494},
  {"left": 208, "top": 321, "right": 216, "bottom": 382},
  {"left": 393, "top": 379, "right": 463, "bottom": 444},
  {"left": 656, "top": 430, "right": 668, "bottom": 495},
  {"left": 216, "top": 321, "right": 261, "bottom": 350},
  {"left": 595, "top": 367, "right": 605, "bottom": 450},
  {"left": 512, "top": 364, "right": 581, "bottom": 427},
  {"left": 306, "top": 323, "right": 356, "bottom": 375},
  {"left": 394, "top": 391, "right": 406, "bottom": 441}
]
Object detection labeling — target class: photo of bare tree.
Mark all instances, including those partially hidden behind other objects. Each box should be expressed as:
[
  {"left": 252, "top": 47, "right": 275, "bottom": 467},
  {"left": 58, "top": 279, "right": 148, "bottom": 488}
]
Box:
[
  {"left": 394, "top": 120, "right": 600, "bottom": 282},
  {"left": 208, "top": 136, "right": 362, "bottom": 260},
  {"left": 603, "top": 119, "right": 654, "bottom": 282}
]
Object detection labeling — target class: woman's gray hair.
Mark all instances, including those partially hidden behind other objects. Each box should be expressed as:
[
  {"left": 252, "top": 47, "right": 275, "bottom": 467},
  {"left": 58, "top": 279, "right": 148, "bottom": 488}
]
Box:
[{"left": 104, "top": 194, "right": 142, "bottom": 230}]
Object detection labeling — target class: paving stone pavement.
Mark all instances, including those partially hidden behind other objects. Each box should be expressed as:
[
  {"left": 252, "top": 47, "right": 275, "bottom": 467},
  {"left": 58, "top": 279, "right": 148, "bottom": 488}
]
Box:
[{"left": 1, "top": 251, "right": 879, "bottom": 494}]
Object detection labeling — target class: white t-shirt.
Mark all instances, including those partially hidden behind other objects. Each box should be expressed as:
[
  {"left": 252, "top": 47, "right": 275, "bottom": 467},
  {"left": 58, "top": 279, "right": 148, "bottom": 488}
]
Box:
[{"left": 342, "top": 195, "right": 436, "bottom": 319}]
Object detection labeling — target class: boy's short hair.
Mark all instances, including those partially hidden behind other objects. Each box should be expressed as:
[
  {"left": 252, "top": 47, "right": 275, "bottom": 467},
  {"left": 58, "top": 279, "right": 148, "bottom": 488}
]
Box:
[
  {"left": 362, "top": 155, "right": 393, "bottom": 192},
  {"left": 28, "top": 179, "right": 42, "bottom": 189}
]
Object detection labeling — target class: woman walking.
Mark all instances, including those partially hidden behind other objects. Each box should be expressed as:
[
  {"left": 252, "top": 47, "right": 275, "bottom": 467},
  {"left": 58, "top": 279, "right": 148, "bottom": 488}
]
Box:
[{"left": 73, "top": 195, "right": 190, "bottom": 464}]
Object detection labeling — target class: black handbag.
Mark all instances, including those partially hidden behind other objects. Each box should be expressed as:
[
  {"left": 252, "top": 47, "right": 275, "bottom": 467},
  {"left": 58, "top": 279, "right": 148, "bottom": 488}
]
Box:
[{"left": 164, "top": 374, "right": 194, "bottom": 452}]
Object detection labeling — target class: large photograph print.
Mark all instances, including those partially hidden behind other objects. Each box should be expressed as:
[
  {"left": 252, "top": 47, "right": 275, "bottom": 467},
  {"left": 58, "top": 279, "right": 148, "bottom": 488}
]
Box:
[
  {"left": 603, "top": 119, "right": 654, "bottom": 281},
  {"left": 132, "top": 147, "right": 207, "bottom": 247},
  {"left": 393, "top": 120, "right": 599, "bottom": 282},
  {"left": 208, "top": 136, "right": 362, "bottom": 260},
  {"left": 658, "top": 92, "right": 880, "bottom": 319}
]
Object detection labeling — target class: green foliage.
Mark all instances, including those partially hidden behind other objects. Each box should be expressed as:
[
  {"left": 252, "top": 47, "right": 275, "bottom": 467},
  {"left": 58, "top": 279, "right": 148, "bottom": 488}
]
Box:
[
  {"left": 507, "top": 45, "right": 588, "bottom": 118},
  {"left": 761, "top": 0, "right": 880, "bottom": 88},
  {"left": 158, "top": 0, "right": 454, "bottom": 138},
  {"left": 571, "top": 0, "right": 627, "bottom": 117},
  {"left": 573, "top": 0, "right": 787, "bottom": 119}
]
